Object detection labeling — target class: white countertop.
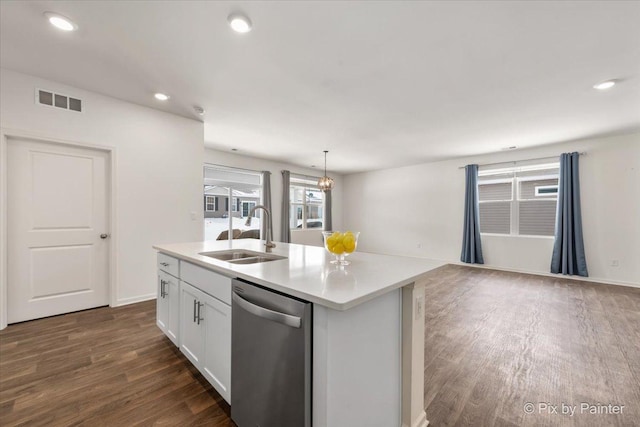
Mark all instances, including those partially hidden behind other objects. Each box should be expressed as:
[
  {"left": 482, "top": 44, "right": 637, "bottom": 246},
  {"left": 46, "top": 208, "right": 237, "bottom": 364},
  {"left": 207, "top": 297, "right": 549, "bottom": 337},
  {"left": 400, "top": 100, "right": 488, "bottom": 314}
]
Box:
[{"left": 153, "top": 240, "right": 444, "bottom": 311}]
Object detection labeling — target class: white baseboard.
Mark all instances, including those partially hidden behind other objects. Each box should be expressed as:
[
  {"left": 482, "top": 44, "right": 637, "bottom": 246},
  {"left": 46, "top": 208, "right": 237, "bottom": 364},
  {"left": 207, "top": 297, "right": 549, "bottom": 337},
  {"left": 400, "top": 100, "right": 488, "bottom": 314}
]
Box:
[
  {"left": 450, "top": 261, "right": 640, "bottom": 289},
  {"left": 362, "top": 248, "right": 639, "bottom": 290},
  {"left": 407, "top": 411, "right": 429, "bottom": 427},
  {"left": 115, "top": 293, "right": 156, "bottom": 307}
]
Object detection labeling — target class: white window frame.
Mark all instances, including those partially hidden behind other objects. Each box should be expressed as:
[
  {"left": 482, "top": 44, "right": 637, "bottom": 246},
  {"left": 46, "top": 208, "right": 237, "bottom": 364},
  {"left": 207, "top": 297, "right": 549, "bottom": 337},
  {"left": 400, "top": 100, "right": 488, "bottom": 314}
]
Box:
[
  {"left": 289, "top": 177, "right": 325, "bottom": 230},
  {"left": 479, "top": 163, "right": 559, "bottom": 237},
  {"left": 203, "top": 164, "right": 263, "bottom": 240},
  {"left": 534, "top": 184, "right": 559, "bottom": 197},
  {"left": 205, "top": 195, "right": 216, "bottom": 212}
]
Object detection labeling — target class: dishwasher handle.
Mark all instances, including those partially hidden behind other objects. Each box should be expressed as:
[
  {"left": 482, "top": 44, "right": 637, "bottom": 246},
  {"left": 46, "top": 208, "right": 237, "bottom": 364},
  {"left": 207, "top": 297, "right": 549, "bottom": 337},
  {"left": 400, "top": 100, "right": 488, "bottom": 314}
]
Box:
[{"left": 232, "top": 292, "right": 302, "bottom": 328}]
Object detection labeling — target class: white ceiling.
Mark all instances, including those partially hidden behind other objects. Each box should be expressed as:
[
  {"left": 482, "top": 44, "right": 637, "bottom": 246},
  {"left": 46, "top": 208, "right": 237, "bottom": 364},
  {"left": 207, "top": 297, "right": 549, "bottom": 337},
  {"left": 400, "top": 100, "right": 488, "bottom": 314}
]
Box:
[{"left": 1, "top": 1, "right": 639, "bottom": 174}]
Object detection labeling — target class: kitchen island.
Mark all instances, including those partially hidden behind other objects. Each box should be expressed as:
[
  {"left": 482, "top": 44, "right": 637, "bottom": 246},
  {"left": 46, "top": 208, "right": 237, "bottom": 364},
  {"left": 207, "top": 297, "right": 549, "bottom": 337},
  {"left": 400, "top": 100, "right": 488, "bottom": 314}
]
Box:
[{"left": 153, "top": 239, "right": 443, "bottom": 427}]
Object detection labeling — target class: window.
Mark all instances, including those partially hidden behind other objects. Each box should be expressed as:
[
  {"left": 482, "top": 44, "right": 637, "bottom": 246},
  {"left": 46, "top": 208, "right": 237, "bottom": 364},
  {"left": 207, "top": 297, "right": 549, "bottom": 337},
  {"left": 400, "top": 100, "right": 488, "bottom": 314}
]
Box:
[
  {"left": 535, "top": 185, "right": 558, "bottom": 196},
  {"left": 289, "top": 175, "right": 324, "bottom": 229},
  {"left": 225, "top": 197, "right": 241, "bottom": 212},
  {"left": 478, "top": 161, "right": 559, "bottom": 236},
  {"left": 242, "top": 201, "right": 257, "bottom": 217},
  {"left": 205, "top": 196, "right": 217, "bottom": 212},
  {"left": 203, "top": 165, "right": 262, "bottom": 240}
]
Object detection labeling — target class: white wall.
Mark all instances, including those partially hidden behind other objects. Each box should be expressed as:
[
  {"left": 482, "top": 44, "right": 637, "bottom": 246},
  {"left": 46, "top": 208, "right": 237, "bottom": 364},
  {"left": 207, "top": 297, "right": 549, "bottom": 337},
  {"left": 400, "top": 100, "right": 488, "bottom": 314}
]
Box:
[
  {"left": 344, "top": 132, "right": 640, "bottom": 286},
  {"left": 203, "top": 148, "right": 343, "bottom": 246},
  {"left": 0, "top": 69, "right": 204, "bottom": 319}
]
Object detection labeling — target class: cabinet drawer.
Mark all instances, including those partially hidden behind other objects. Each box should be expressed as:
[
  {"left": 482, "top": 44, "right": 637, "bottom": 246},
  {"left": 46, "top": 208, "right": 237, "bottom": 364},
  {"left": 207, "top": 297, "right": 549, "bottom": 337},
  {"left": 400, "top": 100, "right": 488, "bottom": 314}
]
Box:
[
  {"left": 181, "top": 261, "right": 231, "bottom": 305},
  {"left": 158, "top": 253, "right": 180, "bottom": 277}
]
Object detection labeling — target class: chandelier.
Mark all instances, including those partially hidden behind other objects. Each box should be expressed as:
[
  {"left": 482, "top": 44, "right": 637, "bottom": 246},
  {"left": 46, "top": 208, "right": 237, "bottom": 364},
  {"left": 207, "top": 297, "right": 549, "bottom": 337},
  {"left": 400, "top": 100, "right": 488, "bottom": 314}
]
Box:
[{"left": 317, "top": 150, "right": 335, "bottom": 192}]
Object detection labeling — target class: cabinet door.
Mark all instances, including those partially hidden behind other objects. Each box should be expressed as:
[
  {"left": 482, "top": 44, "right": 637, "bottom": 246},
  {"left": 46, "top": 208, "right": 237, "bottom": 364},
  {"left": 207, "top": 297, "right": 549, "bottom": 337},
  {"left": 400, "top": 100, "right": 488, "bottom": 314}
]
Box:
[
  {"left": 166, "top": 275, "right": 180, "bottom": 346},
  {"left": 180, "top": 282, "right": 204, "bottom": 367},
  {"left": 156, "top": 273, "right": 169, "bottom": 334},
  {"left": 201, "top": 293, "right": 232, "bottom": 403}
]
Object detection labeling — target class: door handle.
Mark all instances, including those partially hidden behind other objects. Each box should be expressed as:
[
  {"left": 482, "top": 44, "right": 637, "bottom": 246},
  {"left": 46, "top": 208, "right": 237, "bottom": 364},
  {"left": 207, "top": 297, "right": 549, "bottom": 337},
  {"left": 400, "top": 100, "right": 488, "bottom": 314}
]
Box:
[
  {"left": 100, "top": 233, "right": 110, "bottom": 239},
  {"left": 193, "top": 299, "right": 198, "bottom": 323},
  {"left": 197, "top": 302, "right": 204, "bottom": 325},
  {"left": 160, "top": 280, "right": 166, "bottom": 298},
  {"left": 162, "top": 280, "right": 168, "bottom": 298},
  {"left": 232, "top": 292, "right": 301, "bottom": 328}
]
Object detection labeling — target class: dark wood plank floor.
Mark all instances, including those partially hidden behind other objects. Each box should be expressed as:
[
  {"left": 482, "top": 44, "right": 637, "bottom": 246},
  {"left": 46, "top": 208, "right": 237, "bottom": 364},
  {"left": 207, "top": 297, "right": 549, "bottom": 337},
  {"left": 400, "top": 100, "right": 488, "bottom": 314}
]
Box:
[
  {"left": 423, "top": 265, "right": 640, "bottom": 427},
  {"left": 1, "top": 266, "right": 638, "bottom": 426},
  {"left": 0, "top": 301, "right": 233, "bottom": 426}
]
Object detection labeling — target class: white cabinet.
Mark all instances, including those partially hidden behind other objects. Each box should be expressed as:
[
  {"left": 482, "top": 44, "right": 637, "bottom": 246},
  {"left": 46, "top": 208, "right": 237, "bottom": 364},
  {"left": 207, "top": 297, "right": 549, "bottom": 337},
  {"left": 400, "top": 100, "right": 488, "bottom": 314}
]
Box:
[
  {"left": 157, "top": 269, "right": 179, "bottom": 346},
  {"left": 179, "top": 280, "right": 232, "bottom": 403},
  {"left": 157, "top": 274, "right": 168, "bottom": 331},
  {"left": 179, "top": 281, "right": 204, "bottom": 366},
  {"left": 156, "top": 253, "right": 232, "bottom": 403},
  {"left": 201, "top": 292, "right": 231, "bottom": 402}
]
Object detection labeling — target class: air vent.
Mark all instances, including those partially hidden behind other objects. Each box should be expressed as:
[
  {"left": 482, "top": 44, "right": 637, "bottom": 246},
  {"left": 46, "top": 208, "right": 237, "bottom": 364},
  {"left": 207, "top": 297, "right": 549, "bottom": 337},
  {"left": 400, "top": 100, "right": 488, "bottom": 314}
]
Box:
[{"left": 36, "top": 89, "right": 82, "bottom": 112}]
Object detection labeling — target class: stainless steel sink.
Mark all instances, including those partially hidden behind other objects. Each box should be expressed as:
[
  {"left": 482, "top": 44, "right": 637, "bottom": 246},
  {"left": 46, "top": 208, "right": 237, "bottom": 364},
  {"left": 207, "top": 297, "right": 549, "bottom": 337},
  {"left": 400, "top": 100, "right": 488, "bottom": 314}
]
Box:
[
  {"left": 199, "top": 250, "right": 286, "bottom": 264},
  {"left": 228, "top": 256, "right": 286, "bottom": 264},
  {"left": 200, "top": 250, "right": 261, "bottom": 261}
]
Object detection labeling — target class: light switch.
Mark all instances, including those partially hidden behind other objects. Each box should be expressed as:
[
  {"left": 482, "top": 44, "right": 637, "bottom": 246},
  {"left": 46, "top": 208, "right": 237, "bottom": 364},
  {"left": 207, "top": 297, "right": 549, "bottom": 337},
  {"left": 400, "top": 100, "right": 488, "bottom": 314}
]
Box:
[{"left": 415, "top": 295, "right": 423, "bottom": 320}]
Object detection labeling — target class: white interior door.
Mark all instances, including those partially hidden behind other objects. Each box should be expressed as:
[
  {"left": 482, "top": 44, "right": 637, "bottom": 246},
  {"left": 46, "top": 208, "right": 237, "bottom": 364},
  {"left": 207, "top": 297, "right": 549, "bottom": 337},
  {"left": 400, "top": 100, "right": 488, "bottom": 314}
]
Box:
[{"left": 7, "top": 137, "right": 110, "bottom": 323}]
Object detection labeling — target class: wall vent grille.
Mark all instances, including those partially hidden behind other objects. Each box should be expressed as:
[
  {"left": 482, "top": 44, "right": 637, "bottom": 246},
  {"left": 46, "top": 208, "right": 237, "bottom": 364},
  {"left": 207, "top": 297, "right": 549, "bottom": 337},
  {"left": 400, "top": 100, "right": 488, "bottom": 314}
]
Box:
[{"left": 35, "top": 89, "right": 82, "bottom": 112}]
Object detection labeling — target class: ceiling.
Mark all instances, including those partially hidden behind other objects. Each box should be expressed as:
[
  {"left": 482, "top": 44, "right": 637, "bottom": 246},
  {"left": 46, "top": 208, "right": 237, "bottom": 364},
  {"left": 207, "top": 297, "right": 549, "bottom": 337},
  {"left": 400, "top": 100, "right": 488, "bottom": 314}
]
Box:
[{"left": 1, "top": 1, "right": 639, "bottom": 174}]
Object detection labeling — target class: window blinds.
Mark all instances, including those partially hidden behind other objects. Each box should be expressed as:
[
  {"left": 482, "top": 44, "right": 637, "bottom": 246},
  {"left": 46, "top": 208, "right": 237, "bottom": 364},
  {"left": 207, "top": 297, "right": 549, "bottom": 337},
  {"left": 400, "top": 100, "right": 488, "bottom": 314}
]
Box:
[{"left": 477, "top": 161, "right": 559, "bottom": 236}]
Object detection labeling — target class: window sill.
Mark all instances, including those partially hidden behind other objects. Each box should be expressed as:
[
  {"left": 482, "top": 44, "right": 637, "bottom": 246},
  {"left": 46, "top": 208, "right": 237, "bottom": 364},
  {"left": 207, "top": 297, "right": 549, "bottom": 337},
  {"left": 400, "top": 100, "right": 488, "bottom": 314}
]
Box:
[{"left": 481, "top": 233, "right": 555, "bottom": 240}]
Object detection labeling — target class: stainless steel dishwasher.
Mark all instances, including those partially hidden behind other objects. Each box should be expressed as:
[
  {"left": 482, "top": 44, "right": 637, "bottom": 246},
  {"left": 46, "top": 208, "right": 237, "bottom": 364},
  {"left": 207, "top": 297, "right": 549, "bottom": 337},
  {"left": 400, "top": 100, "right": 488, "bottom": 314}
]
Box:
[{"left": 231, "top": 279, "right": 312, "bottom": 427}]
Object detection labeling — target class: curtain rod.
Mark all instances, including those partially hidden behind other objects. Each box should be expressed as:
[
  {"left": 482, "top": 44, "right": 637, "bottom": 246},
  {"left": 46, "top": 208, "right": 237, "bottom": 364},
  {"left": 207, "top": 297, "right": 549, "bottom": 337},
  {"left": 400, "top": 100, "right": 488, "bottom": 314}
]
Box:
[{"left": 458, "top": 152, "right": 587, "bottom": 170}]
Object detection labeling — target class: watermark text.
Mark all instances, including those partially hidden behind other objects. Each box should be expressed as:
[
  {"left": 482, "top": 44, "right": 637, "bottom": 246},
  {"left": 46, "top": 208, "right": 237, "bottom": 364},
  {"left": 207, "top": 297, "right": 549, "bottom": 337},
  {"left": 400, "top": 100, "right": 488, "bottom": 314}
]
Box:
[{"left": 523, "top": 402, "right": 625, "bottom": 416}]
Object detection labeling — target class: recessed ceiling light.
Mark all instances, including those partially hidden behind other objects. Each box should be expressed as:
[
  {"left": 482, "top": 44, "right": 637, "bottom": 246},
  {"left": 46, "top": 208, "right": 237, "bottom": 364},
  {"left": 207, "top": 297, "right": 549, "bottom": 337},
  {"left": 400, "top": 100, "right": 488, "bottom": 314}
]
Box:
[
  {"left": 44, "top": 12, "right": 77, "bottom": 32},
  {"left": 228, "top": 14, "right": 252, "bottom": 33},
  {"left": 154, "top": 93, "right": 170, "bottom": 101},
  {"left": 593, "top": 80, "right": 616, "bottom": 90}
]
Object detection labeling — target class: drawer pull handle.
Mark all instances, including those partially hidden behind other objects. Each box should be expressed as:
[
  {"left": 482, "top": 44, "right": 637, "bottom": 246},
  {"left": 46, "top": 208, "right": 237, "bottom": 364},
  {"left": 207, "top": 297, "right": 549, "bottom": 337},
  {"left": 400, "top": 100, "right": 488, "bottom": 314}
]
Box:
[
  {"left": 160, "top": 262, "right": 170, "bottom": 267},
  {"left": 232, "top": 292, "right": 301, "bottom": 328}
]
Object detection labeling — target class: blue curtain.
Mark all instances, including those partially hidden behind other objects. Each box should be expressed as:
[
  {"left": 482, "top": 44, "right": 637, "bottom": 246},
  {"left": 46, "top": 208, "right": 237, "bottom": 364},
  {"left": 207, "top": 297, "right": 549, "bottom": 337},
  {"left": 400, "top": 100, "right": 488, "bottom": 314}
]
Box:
[
  {"left": 551, "top": 152, "right": 588, "bottom": 276},
  {"left": 460, "top": 164, "right": 484, "bottom": 264}
]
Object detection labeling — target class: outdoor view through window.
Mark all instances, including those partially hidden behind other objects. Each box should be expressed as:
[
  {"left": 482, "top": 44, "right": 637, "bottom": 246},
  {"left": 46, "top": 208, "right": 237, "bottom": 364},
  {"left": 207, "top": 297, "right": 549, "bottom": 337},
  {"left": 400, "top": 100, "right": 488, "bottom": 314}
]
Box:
[
  {"left": 478, "top": 160, "right": 560, "bottom": 236},
  {"left": 289, "top": 174, "right": 324, "bottom": 230},
  {"left": 203, "top": 165, "right": 262, "bottom": 241}
]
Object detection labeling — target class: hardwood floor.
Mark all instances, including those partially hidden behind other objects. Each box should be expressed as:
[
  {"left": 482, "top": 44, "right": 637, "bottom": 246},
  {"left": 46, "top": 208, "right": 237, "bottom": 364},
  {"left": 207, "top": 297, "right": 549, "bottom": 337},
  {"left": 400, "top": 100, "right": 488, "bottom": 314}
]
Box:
[
  {"left": 423, "top": 265, "right": 640, "bottom": 427},
  {"left": 1, "top": 266, "right": 638, "bottom": 426},
  {"left": 0, "top": 301, "right": 233, "bottom": 426}
]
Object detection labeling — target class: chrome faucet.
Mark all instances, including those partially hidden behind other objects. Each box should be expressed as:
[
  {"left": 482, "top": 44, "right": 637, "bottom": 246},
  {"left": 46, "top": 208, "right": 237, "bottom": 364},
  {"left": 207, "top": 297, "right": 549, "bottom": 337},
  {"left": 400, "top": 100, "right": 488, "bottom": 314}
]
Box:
[{"left": 245, "top": 205, "right": 276, "bottom": 250}]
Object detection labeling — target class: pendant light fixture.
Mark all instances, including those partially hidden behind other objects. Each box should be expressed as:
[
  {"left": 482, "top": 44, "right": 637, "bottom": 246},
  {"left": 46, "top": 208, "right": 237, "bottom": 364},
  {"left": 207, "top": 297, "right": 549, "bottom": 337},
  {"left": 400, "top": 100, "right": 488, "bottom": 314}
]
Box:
[{"left": 317, "top": 150, "right": 335, "bottom": 192}]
